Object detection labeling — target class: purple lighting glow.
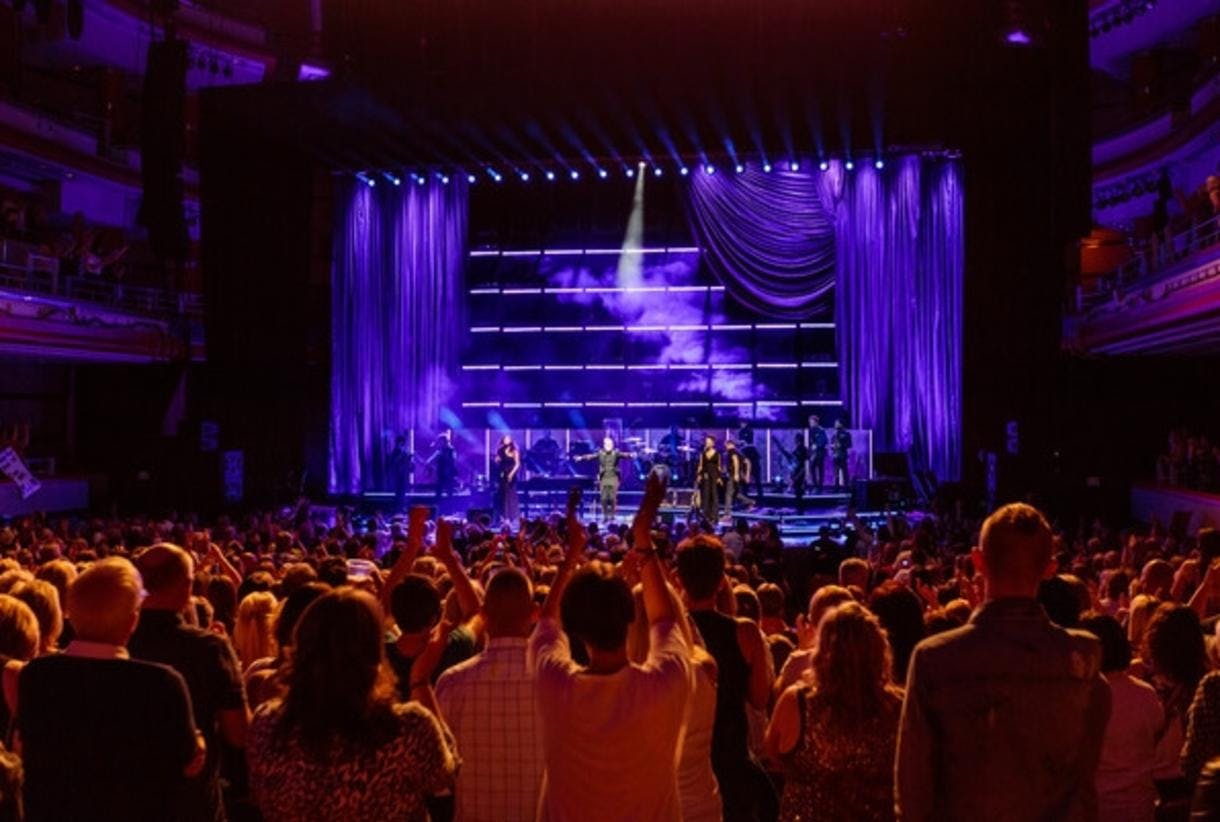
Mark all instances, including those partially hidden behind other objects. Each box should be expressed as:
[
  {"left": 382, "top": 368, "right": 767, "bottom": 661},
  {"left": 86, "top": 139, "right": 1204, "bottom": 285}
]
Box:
[{"left": 1004, "top": 29, "right": 1033, "bottom": 45}]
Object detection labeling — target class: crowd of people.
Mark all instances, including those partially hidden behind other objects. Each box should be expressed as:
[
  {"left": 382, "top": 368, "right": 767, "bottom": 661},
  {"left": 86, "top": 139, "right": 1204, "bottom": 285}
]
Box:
[
  {"left": 1156, "top": 427, "right": 1220, "bottom": 491},
  {"left": 0, "top": 478, "right": 1216, "bottom": 820}
]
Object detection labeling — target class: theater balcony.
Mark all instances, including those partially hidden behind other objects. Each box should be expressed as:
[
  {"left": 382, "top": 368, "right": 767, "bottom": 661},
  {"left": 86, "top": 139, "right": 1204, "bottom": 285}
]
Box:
[
  {"left": 0, "top": 236, "right": 203, "bottom": 363},
  {"left": 1067, "top": 5, "right": 1220, "bottom": 355}
]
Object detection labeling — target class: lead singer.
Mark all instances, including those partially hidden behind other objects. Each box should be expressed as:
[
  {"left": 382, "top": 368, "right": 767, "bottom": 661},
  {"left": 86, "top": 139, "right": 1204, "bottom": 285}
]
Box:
[{"left": 696, "top": 434, "right": 721, "bottom": 524}]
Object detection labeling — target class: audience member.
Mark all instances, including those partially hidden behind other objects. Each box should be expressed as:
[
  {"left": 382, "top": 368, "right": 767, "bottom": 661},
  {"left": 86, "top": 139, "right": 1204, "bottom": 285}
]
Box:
[
  {"left": 129, "top": 543, "right": 250, "bottom": 822},
  {"left": 530, "top": 476, "right": 693, "bottom": 820},
  {"left": 18, "top": 557, "right": 206, "bottom": 822},
  {"left": 895, "top": 503, "right": 1111, "bottom": 821},
  {"left": 436, "top": 567, "right": 544, "bottom": 822},
  {"left": 1080, "top": 614, "right": 1162, "bottom": 822},
  {"left": 246, "top": 588, "right": 457, "bottom": 820},
  {"left": 766, "top": 601, "right": 903, "bottom": 822}
]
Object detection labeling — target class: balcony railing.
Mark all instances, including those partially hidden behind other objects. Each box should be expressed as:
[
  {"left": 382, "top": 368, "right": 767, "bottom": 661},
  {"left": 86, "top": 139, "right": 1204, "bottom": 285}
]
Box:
[
  {"left": 0, "top": 239, "right": 202, "bottom": 319},
  {"left": 1074, "top": 216, "right": 1220, "bottom": 315}
]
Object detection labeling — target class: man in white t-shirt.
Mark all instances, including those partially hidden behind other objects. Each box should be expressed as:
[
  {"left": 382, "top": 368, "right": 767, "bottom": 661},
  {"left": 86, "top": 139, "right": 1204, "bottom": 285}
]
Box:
[{"left": 529, "top": 475, "right": 692, "bottom": 821}]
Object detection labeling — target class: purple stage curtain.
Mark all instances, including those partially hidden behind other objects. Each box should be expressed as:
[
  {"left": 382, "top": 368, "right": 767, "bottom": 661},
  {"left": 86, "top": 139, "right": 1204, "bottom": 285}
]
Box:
[
  {"left": 686, "top": 156, "right": 963, "bottom": 480},
  {"left": 687, "top": 167, "right": 836, "bottom": 320},
  {"left": 818, "top": 156, "right": 963, "bottom": 481},
  {"left": 329, "top": 178, "right": 468, "bottom": 494}
]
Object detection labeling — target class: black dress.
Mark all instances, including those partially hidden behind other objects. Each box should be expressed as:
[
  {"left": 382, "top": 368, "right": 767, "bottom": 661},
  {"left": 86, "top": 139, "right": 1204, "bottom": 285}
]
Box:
[{"left": 494, "top": 446, "right": 520, "bottom": 524}]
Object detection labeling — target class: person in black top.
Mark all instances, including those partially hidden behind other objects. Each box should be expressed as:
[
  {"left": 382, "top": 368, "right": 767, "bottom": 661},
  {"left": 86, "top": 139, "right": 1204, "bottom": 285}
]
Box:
[
  {"left": 427, "top": 429, "right": 458, "bottom": 502},
  {"left": 19, "top": 557, "right": 206, "bottom": 822},
  {"left": 808, "top": 415, "right": 829, "bottom": 492},
  {"left": 675, "top": 536, "right": 777, "bottom": 822},
  {"left": 494, "top": 435, "right": 521, "bottom": 526},
  {"left": 696, "top": 435, "right": 722, "bottom": 525},
  {"left": 737, "top": 422, "right": 763, "bottom": 504},
  {"left": 724, "top": 439, "right": 751, "bottom": 518},
  {"left": 129, "top": 543, "right": 250, "bottom": 822},
  {"left": 790, "top": 433, "right": 809, "bottom": 512},
  {"left": 831, "top": 420, "right": 852, "bottom": 490},
  {"left": 388, "top": 435, "right": 413, "bottom": 511}
]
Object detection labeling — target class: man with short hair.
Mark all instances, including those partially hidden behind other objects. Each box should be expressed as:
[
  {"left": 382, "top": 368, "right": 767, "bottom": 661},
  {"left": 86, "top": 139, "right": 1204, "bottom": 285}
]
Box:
[
  {"left": 437, "top": 567, "right": 543, "bottom": 822},
  {"left": 530, "top": 475, "right": 691, "bottom": 820},
  {"left": 896, "top": 503, "right": 1111, "bottom": 822},
  {"left": 128, "top": 543, "right": 249, "bottom": 822},
  {"left": 676, "top": 534, "right": 777, "bottom": 821},
  {"left": 18, "top": 557, "right": 206, "bottom": 822}
]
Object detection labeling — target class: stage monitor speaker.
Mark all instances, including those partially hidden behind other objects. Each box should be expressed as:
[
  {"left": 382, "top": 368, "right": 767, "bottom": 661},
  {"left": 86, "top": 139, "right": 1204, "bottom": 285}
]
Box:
[
  {"left": 873, "top": 451, "right": 912, "bottom": 480},
  {"left": 853, "top": 478, "right": 913, "bottom": 511}
]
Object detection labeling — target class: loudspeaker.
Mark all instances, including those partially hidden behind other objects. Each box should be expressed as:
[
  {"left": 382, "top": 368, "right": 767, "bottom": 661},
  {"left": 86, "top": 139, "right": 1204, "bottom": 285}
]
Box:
[
  {"left": 139, "top": 39, "right": 188, "bottom": 261},
  {"left": 873, "top": 451, "right": 912, "bottom": 479},
  {"left": 853, "top": 478, "right": 913, "bottom": 510}
]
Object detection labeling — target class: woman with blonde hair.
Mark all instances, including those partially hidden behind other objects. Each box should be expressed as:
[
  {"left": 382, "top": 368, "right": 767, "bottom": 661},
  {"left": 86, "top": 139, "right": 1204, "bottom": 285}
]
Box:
[
  {"left": 764, "top": 601, "right": 904, "bottom": 822},
  {"left": 234, "top": 591, "right": 277, "bottom": 670}
]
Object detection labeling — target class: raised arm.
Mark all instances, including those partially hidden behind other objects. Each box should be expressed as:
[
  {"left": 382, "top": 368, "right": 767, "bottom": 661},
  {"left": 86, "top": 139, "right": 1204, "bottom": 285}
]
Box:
[
  {"left": 382, "top": 505, "right": 429, "bottom": 614},
  {"left": 634, "top": 472, "right": 675, "bottom": 625},
  {"left": 540, "top": 487, "right": 588, "bottom": 621},
  {"left": 431, "top": 519, "right": 481, "bottom": 620}
]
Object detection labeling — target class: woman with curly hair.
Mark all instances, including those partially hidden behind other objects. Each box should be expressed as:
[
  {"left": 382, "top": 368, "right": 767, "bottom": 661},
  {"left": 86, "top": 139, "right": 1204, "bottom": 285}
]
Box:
[{"left": 764, "top": 601, "right": 904, "bottom": 822}]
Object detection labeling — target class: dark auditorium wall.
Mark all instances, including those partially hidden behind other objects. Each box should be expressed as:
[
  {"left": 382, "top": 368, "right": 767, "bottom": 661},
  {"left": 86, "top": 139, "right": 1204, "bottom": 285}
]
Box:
[{"left": 198, "top": 97, "right": 331, "bottom": 504}]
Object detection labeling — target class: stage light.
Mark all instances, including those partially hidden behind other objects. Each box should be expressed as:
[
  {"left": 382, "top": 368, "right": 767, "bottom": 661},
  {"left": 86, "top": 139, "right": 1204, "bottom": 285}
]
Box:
[
  {"left": 789, "top": 161, "right": 800, "bottom": 171},
  {"left": 679, "top": 166, "right": 689, "bottom": 176},
  {"left": 356, "top": 172, "right": 375, "bottom": 187},
  {"left": 653, "top": 167, "right": 663, "bottom": 177},
  {"left": 597, "top": 168, "right": 608, "bottom": 179},
  {"left": 415, "top": 174, "right": 426, "bottom": 186},
  {"left": 467, "top": 174, "right": 477, "bottom": 184},
  {"left": 441, "top": 175, "right": 450, "bottom": 185},
  {"left": 845, "top": 160, "right": 855, "bottom": 171},
  {"left": 762, "top": 163, "right": 772, "bottom": 173},
  {"left": 545, "top": 170, "right": 556, "bottom": 181},
  {"left": 1003, "top": 29, "right": 1033, "bottom": 46},
  {"left": 818, "top": 160, "right": 829, "bottom": 172},
  {"left": 570, "top": 169, "right": 580, "bottom": 180},
  {"left": 704, "top": 164, "right": 716, "bottom": 175},
  {"left": 382, "top": 172, "right": 401, "bottom": 186},
  {"left": 874, "top": 159, "right": 885, "bottom": 170},
  {"left": 626, "top": 167, "right": 635, "bottom": 178},
  {"left": 519, "top": 171, "right": 530, "bottom": 182},
  {"left": 735, "top": 164, "right": 745, "bottom": 174}
]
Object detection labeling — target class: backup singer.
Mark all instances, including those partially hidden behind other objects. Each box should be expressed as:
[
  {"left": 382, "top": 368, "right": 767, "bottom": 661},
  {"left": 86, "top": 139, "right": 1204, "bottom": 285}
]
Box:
[
  {"left": 576, "top": 437, "right": 633, "bottom": 522},
  {"left": 831, "top": 420, "right": 852, "bottom": 490},
  {"left": 493, "top": 434, "right": 520, "bottom": 525},
  {"left": 724, "top": 439, "right": 751, "bottom": 518},
  {"left": 388, "top": 435, "right": 413, "bottom": 511},
  {"left": 809, "top": 415, "right": 829, "bottom": 492},
  {"left": 738, "top": 421, "right": 763, "bottom": 503},
  {"left": 696, "top": 435, "right": 721, "bottom": 524},
  {"left": 427, "top": 429, "right": 458, "bottom": 502}
]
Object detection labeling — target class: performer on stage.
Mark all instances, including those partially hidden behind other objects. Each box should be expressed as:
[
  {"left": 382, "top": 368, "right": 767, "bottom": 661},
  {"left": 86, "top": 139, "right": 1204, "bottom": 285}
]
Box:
[
  {"left": 493, "top": 434, "right": 520, "bottom": 525},
  {"left": 790, "top": 432, "right": 809, "bottom": 512},
  {"left": 724, "top": 438, "right": 751, "bottom": 518},
  {"left": 576, "top": 436, "right": 633, "bottom": 522},
  {"left": 809, "top": 414, "right": 829, "bottom": 492},
  {"left": 696, "top": 434, "right": 721, "bottom": 524},
  {"left": 831, "top": 419, "right": 852, "bottom": 490},
  {"left": 427, "top": 429, "right": 458, "bottom": 502},
  {"left": 737, "top": 421, "right": 763, "bottom": 503},
  {"left": 388, "top": 435, "right": 413, "bottom": 511}
]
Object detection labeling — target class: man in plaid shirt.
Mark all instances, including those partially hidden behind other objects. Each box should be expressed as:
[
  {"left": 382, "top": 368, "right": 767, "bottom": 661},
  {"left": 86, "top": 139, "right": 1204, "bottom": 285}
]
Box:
[{"left": 436, "top": 567, "right": 543, "bottom": 822}]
